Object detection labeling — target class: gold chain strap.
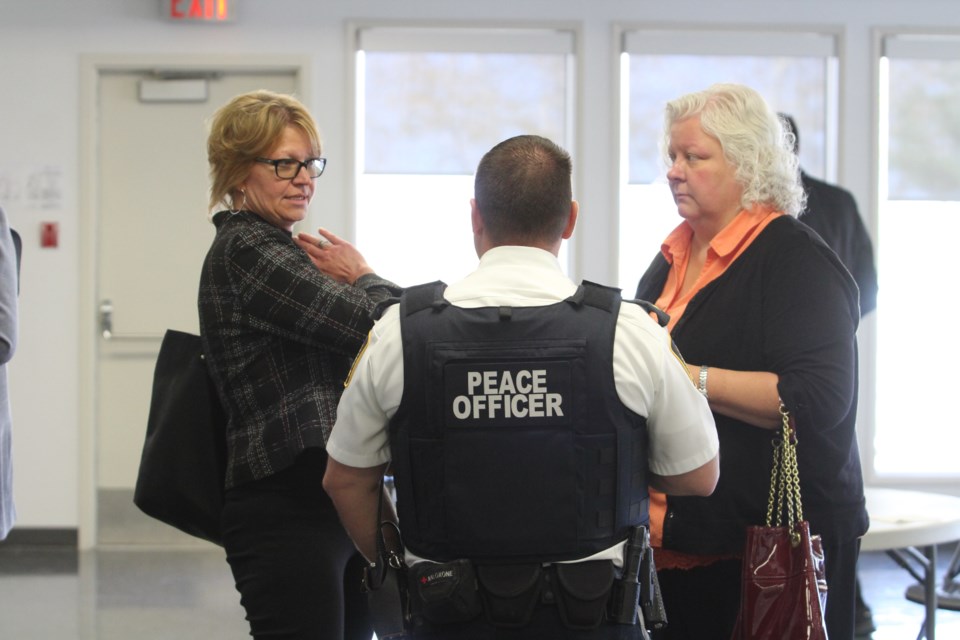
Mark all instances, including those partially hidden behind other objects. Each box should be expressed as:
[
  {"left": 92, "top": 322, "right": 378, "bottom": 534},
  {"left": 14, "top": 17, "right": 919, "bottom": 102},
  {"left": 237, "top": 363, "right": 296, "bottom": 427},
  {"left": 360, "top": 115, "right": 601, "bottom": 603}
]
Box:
[{"left": 764, "top": 403, "right": 805, "bottom": 546}]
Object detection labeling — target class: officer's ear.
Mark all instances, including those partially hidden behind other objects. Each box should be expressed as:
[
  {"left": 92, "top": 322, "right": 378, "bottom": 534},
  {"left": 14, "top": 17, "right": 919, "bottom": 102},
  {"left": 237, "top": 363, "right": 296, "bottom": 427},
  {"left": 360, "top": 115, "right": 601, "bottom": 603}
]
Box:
[
  {"left": 471, "top": 198, "right": 483, "bottom": 236},
  {"left": 561, "top": 200, "right": 579, "bottom": 240},
  {"left": 471, "top": 198, "right": 490, "bottom": 257}
]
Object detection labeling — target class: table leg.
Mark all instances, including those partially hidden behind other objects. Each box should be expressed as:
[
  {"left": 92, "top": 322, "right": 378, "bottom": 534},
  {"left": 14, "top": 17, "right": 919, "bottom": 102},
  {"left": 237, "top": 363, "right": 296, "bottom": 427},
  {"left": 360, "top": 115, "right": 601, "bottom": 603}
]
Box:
[
  {"left": 923, "top": 545, "right": 937, "bottom": 640},
  {"left": 944, "top": 543, "right": 960, "bottom": 584},
  {"left": 886, "top": 545, "right": 937, "bottom": 640}
]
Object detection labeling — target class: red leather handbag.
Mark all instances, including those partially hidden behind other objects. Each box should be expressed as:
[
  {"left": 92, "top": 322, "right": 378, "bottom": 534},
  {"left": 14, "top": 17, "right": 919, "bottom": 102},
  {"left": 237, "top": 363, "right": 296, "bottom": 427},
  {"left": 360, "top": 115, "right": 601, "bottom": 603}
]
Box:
[{"left": 730, "top": 405, "right": 828, "bottom": 640}]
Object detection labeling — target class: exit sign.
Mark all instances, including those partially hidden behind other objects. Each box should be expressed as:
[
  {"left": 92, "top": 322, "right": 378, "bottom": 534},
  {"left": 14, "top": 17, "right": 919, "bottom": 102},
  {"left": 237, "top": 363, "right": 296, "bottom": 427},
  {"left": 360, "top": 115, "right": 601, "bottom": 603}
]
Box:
[{"left": 164, "top": 0, "right": 235, "bottom": 23}]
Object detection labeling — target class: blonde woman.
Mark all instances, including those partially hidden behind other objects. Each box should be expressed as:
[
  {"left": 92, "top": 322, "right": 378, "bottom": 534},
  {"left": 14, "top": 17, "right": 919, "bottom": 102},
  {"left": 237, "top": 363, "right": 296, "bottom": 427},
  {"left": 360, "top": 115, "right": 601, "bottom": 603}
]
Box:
[{"left": 201, "top": 90, "right": 399, "bottom": 639}]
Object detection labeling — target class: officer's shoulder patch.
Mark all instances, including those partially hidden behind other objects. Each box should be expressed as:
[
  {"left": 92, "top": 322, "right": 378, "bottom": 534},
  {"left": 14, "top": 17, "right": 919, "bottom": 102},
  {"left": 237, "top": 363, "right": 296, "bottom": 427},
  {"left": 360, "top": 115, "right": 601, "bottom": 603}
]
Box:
[
  {"left": 668, "top": 338, "right": 695, "bottom": 388},
  {"left": 343, "top": 330, "right": 372, "bottom": 389}
]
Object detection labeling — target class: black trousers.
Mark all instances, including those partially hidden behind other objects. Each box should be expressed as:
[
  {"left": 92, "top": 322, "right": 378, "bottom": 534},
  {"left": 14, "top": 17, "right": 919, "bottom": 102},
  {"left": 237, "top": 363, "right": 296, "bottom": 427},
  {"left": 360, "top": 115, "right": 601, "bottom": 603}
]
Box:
[
  {"left": 822, "top": 536, "right": 861, "bottom": 640},
  {"left": 652, "top": 536, "right": 860, "bottom": 640},
  {"left": 221, "top": 448, "right": 372, "bottom": 640}
]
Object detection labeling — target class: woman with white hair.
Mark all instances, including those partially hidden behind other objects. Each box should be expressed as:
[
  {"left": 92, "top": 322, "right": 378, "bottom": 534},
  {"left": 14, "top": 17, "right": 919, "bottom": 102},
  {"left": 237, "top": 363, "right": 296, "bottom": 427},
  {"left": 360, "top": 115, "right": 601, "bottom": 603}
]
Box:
[{"left": 635, "top": 83, "right": 867, "bottom": 639}]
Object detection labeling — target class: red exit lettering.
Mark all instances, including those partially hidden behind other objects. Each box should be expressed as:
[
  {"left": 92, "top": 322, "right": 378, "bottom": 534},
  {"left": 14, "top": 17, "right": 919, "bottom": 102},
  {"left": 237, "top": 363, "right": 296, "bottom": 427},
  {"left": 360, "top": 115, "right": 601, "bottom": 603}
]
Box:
[{"left": 169, "top": 0, "right": 229, "bottom": 21}]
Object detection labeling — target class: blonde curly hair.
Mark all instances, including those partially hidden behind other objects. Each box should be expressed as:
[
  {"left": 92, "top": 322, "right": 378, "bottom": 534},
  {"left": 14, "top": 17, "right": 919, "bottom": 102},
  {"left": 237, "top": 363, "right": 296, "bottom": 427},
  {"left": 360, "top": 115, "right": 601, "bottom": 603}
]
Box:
[{"left": 662, "top": 83, "right": 805, "bottom": 217}]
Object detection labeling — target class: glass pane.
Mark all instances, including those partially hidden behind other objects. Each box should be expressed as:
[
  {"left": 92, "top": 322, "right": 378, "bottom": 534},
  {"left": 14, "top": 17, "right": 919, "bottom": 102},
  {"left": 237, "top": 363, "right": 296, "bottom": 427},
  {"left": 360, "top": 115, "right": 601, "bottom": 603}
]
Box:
[
  {"left": 875, "top": 201, "right": 960, "bottom": 475},
  {"left": 363, "top": 52, "right": 568, "bottom": 174},
  {"left": 876, "top": 55, "right": 960, "bottom": 476},
  {"left": 619, "top": 54, "right": 831, "bottom": 291},
  {"left": 357, "top": 46, "right": 571, "bottom": 288},
  {"left": 356, "top": 174, "right": 477, "bottom": 287},
  {"left": 617, "top": 183, "right": 678, "bottom": 297},
  {"left": 356, "top": 173, "right": 569, "bottom": 288},
  {"left": 887, "top": 59, "right": 960, "bottom": 200}
]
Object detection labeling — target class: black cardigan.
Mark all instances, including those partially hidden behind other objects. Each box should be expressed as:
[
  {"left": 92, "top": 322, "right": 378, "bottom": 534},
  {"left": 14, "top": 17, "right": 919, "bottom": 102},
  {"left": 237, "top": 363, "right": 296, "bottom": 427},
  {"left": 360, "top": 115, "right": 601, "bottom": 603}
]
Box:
[{"left": 635, "top": 215, "right": 868, "bottom": 554}]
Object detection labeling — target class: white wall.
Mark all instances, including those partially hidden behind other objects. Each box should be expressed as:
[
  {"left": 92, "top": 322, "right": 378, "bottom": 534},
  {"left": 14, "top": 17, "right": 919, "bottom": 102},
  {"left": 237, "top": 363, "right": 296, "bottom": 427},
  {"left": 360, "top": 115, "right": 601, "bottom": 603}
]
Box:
[{"left": 1, "top": 0, "right": 957, "bottom": 536}]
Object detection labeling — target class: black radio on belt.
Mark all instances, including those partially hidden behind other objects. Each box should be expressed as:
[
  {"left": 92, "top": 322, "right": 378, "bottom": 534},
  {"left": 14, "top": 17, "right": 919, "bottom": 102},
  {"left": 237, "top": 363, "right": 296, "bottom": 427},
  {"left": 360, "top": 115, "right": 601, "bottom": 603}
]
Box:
[{"left": 407, "top": 559, "right": 483, "bottom": 626}]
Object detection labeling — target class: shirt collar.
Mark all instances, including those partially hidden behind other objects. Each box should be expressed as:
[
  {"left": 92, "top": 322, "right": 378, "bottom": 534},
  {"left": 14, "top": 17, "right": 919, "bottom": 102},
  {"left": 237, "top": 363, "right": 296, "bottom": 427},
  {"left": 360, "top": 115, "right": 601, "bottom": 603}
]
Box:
[
  {"left": 444, "top": 245, "right": 576, "bottom": 307},
  {"left": 660, "top": 206, "right": 778, "bottom": 263}
]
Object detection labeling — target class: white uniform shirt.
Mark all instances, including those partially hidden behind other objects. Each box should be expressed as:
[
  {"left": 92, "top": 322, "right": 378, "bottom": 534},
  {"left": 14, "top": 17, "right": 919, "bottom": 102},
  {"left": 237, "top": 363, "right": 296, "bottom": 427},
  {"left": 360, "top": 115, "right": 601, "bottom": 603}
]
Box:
[{"left": 326, "top": 246, "right": 718, "bottom": 564}]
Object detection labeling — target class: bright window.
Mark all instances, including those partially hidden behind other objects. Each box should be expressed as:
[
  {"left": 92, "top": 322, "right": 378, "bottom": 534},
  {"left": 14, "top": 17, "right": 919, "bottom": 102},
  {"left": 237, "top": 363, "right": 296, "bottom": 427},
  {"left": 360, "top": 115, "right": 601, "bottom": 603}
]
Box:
[
  {"left": 355, "top": 27, "right": 575, "bottom": 287},
  {"left": 875, "top": 34, "right": 960, "bottom": 477}
]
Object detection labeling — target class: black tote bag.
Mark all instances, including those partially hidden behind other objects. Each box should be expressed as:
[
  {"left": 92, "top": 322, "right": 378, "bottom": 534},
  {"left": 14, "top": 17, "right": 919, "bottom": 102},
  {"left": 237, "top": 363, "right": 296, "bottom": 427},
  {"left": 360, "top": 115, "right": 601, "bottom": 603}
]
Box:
[{"left": 134, "top": 329, "right": 227, "bottom": 545}]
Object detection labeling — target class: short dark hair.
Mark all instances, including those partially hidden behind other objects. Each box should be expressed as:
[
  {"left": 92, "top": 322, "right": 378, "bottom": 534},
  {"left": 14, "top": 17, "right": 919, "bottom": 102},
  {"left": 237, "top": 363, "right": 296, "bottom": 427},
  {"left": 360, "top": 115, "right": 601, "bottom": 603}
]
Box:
[
  {"left": 779, "top": 112, "right": 800, "bottom": 155},
  {"left": 474, "top": 135, "right": 572, "bottom": 245}
]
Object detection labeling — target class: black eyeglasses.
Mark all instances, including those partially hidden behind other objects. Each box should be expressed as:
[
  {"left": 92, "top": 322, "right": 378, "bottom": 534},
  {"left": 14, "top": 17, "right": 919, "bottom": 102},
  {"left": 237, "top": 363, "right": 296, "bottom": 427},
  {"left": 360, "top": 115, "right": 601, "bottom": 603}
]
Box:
[{"left": 255, "top": 157, "right": 327, "bottom": 179}]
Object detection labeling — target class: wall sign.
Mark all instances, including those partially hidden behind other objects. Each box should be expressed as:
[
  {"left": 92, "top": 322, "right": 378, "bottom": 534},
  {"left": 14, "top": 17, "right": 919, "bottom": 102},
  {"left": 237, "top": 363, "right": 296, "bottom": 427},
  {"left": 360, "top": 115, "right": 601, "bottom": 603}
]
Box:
[{"left": 164, "top": 0, "right": 235, "bottom": 23}]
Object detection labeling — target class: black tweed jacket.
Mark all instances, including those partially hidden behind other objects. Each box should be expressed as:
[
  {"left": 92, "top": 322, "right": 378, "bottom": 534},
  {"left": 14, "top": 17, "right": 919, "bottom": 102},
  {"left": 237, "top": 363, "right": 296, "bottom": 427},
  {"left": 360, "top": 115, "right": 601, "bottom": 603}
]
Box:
[{"left": 198, "top": 210, "right": 400, "bottom": 489}]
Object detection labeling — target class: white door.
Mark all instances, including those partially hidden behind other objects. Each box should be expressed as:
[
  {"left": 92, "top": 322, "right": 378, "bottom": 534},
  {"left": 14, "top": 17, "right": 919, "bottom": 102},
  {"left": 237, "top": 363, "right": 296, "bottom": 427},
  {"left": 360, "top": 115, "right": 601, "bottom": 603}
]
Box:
[{"left": 95, "top": 70, "right": 297, "bottom": 545}]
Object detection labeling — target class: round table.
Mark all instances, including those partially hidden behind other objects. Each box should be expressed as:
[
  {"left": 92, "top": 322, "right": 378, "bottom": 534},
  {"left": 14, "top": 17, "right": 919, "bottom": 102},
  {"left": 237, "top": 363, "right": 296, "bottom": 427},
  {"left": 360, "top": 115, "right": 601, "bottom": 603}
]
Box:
[{"left": 861, "top": 488, "right": 960, "bottom": 639}]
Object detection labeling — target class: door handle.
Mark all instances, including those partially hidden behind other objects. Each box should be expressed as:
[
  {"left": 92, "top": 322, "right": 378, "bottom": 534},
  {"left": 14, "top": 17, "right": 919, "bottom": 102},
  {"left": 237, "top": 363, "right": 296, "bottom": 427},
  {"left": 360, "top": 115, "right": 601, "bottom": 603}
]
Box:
[
  {"left": 100, "top": 299, "right": 114, "bottom": 339},
  {"left": 99, "top": 299, "right": 160, "bottom": 341}
]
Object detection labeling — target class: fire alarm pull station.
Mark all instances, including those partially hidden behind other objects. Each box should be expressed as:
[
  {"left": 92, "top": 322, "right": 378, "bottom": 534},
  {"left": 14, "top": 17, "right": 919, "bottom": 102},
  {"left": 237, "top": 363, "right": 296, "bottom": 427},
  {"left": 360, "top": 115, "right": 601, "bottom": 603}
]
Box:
[{"left": 41, "top": 222, "right": 59, "bottom": 248}]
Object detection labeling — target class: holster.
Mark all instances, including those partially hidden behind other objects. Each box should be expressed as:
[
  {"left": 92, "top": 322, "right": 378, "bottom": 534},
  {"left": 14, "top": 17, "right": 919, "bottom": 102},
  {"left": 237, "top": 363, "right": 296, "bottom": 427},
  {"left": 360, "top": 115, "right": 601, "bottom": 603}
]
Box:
[
  {"left": 640, "top": 545, "right": 667, "bottom": 629},
  {"left": 363, "top": 518, "right": 412, "bottom": 638},
  {"left": 607, "top": 525, "right": 666, "bottom": 634},
  {"left": 554, "top": 561, "right": 616, "bottom": 630},
  {"left": 475, "top": 561, "right": 614, "bottom": 631},
  {"left": 476, "top": 563, "right": 543, "bottom": 628}
]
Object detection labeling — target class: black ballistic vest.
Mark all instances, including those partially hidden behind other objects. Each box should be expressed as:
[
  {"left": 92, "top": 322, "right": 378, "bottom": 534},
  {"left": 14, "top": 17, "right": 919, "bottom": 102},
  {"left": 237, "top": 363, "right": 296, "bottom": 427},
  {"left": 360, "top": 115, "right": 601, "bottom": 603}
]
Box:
[{"left": 387, "top": 280, "right": 650, "bottom": 564}]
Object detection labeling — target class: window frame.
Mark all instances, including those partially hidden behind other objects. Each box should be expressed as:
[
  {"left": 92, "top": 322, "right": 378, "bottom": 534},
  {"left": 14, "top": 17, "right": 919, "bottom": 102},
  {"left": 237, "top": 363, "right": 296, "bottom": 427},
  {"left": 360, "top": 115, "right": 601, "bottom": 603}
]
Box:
[
  {"left": 347, "top": 21, "right": 581, "bottom": 285},
  {"left": 867, "top": 28, "right": 960, "bottom": 486}
]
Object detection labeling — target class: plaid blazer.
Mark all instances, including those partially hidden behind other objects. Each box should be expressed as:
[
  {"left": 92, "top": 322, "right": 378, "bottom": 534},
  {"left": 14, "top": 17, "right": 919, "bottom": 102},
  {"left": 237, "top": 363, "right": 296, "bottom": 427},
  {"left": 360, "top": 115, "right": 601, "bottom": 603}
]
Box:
[{"left": 198, "top": 211, "right": 400, "bottom": 489}]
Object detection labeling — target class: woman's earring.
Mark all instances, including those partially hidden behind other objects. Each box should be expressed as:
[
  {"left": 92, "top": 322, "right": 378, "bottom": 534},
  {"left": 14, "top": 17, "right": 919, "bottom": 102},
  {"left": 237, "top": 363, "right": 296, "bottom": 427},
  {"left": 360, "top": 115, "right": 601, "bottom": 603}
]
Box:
[{"left": 228, "top": 189, "right": 246, "bottom": 215}]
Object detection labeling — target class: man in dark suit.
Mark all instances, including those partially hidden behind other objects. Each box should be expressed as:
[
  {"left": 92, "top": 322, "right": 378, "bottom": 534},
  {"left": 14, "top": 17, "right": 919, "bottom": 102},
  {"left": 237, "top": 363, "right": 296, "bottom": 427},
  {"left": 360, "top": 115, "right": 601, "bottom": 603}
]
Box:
[
  {"left": 780, "top": 114, "right": 878, "bottom": 316},
  {"left": 780, "top": 114, "right": 879, "bottom": 637}
]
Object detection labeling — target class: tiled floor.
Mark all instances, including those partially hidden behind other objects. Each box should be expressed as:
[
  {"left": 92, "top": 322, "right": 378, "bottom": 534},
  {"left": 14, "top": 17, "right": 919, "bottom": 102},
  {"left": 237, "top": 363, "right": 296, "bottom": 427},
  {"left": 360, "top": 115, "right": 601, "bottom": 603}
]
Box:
[
  {"left": 0, "top": 543, "right": 247, "bottom": 640},
  {"left": 1, "top": 538, "right": 959, "bottom": 639}
]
